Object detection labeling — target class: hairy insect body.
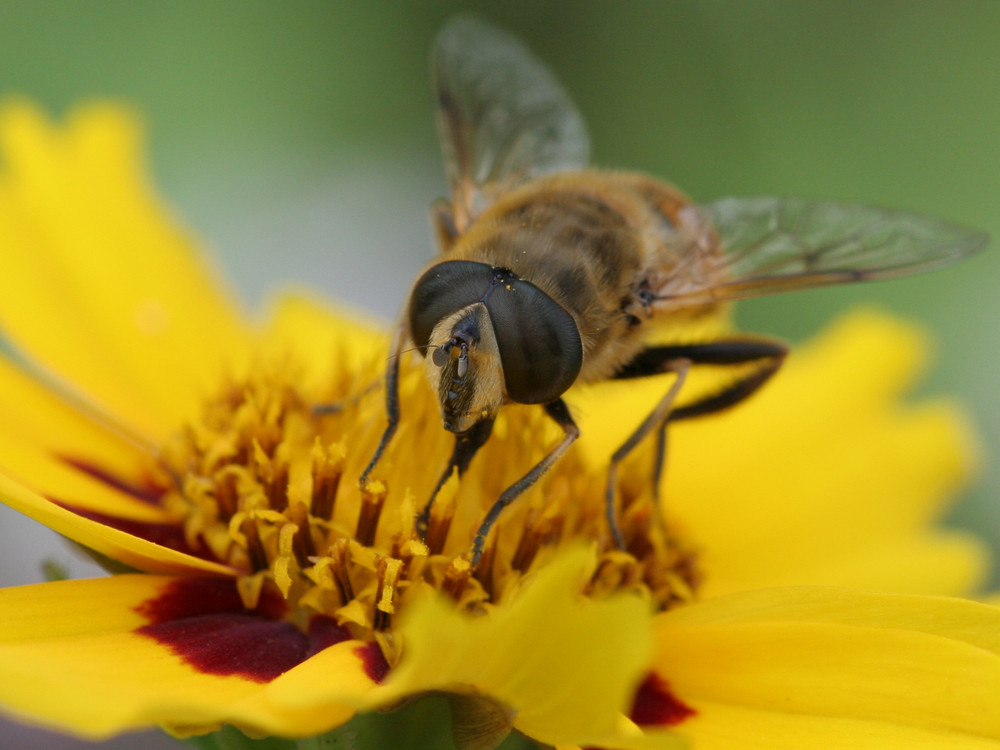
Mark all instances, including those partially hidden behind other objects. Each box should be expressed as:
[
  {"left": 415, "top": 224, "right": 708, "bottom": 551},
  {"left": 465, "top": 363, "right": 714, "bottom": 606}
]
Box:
[{"left": 446, "top": 172, "right": 720, "bottom": 386}]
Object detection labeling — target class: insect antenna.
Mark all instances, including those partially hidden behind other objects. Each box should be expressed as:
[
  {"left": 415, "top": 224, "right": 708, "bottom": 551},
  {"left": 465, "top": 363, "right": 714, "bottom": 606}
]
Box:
[{"left": 396, "top": 343, "right": 432, "bottom": 358}]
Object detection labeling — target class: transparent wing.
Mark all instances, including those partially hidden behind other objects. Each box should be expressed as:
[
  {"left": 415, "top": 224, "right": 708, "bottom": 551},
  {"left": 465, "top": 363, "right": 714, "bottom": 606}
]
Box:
[
  {"left": 660, "top": 197, "right": 987, "bottom": 305},
  {"left": 433, "top": 15, "right": 590, "bottom": 232}
]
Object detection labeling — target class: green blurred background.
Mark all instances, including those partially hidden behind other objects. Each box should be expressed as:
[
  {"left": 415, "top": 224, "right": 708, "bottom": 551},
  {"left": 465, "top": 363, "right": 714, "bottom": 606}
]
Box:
[{"left": 0, "top": 2, "right": 998, "bottom": 748}]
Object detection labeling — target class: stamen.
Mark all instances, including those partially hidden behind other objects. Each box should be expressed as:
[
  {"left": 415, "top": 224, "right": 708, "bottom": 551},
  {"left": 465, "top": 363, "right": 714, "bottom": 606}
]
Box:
[
  {"left": 236, "top": 571, "right": 267, "bottom": 611},
  {"left": 288, "top": 502, "right": 316, "bottom": 564},
  {"left": 241, "top": 515, "right": 269, "bottom": 572},
  {"left": 510, "top": 507, "right": 562, "bottom": 573},
  {"left": 373, "top": 557, "right": 402, "bottom": 632},
  {"left": 424, "top": 474, "right": 459, "bottom": 556},
  {"left": 472, "top": 539, "right": 497, "bottom": 598},
  {"left": 310, "top": 438, "right": 344, "bottom": 521},
  {"left": 356, "top": 483, "right": 387, "bottom": 547},
  {"left": 443, "top": 557, "right": 472, "bottom": 601},
  {"left": 215, "top": 471, "right": 239, "bottom": 520},
  {"left": 328, "top": 538, "right": 355, "bottom": 606}
]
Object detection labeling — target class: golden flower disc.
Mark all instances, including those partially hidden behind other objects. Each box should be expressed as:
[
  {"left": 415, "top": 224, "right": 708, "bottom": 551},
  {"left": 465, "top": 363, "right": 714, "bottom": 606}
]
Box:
[{"left": 153, "top": 352, "right": 700, "bottom": 663}]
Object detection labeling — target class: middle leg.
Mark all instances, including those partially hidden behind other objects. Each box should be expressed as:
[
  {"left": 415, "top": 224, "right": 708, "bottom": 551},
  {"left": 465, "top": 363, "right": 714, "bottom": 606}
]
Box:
[{"left": 606, "top": 338, "right": 788, "bottom": 548}]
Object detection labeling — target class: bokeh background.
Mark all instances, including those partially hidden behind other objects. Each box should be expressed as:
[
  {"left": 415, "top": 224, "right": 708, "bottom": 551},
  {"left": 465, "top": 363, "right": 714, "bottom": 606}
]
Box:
[{"left": 0, "top": 2, "right": 998, "bottom": 748}]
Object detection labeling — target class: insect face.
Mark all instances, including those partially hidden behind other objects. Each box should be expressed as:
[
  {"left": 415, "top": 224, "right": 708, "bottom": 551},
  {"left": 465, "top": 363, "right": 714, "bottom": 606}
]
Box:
[
  {"left": 425, "top": 303, "right": 504, "bottom": 433},
  {"left": 409, "top": 259, "right": 584, "bottom": 434}
]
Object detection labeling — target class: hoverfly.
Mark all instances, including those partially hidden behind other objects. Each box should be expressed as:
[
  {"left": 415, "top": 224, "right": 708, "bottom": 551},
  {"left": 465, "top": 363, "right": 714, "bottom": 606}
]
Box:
[{"left": 361, "top": 16, "right": 986, "bottom": 565}]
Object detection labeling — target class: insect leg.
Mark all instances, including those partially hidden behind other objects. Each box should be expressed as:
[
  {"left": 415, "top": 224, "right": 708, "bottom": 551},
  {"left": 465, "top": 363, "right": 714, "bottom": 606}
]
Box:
[
  {"left": 605, "top": 358, "right": 691, "bottom": 548},
  {"left": 661, "top": 339, "right": 789, "bottom": 421},
  {"left": 607, "top": 338, "right": 788, "bottom": 548},
  {"left": 416, "top": 416, "right": 496, "bottom": 537},
  {"left": 359, "top": 325, "right": 407, "bottom": 488},
  {"left": 470, "top": 398, "right": 580, "bottom": 566}
]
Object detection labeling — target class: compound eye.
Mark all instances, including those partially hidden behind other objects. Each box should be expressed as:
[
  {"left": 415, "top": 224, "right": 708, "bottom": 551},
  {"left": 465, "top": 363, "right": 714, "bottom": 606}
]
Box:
[
  {"left": 408, "top": 261, "right": 495, "bottom": 350},
  {"left": 486, "top": 280, "right": 582, "bottom": 404}
]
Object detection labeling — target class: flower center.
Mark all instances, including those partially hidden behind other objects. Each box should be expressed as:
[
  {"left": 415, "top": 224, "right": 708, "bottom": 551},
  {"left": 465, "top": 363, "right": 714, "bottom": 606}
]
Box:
[{"left": 159, "top": 355, "right": 700, "bottom": 653}]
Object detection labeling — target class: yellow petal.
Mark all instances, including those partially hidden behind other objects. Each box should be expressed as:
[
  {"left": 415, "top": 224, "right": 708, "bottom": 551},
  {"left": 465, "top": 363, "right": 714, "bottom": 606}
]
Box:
[
  {"left": 655, "top": 587, "right": 1000, "bottom": 748},
  {"left": 263, "top": 639, "right": 386, "bottom": 717},
  {"left": 651, "top": 704, "right": 1000, "bottom": 750},
  {"left": 259, "top": 292, "right": 388, "bottom": 398},
  {"left": 0, "top": 472, "right": 232, "bottom": 576},
  {"left": 0, "top": 575, "right": 371, "bottom": 739},
  {"left": 781, "top": 531, "right": 990, "bottom": 597},
  {"left": 366, "top": 547, "right": 653, "bottom": 747},
  {"left": 0, "top": 101, "right": 252, "bottom": 440}
]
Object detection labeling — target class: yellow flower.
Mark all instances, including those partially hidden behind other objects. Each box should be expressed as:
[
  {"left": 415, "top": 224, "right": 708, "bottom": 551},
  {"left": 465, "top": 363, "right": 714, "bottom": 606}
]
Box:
[{"left": 0, "top": 102, "right": 998, "bottom": 750}]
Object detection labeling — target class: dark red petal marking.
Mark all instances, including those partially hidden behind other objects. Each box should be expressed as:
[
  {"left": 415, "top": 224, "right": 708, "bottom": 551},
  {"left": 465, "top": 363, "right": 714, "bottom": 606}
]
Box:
[
  {"left": 51, "top": 500, "right": 217, "bottom": 561},
  {"left": 355, "top": 641, "right": 390, "bottom": 684},
  {"left": 134, "top": 578, "right": 389, "bottom": 684},
  {"left": 135, "top": 577, "right": 288, "bottom": 622},
  {"left": 59, "top": 456, "right": 167, "bottom": 505},
  {"left": 135, "top": 579, "right": 297, "bottom": 683},
  {"left": 630, "top": 672, "right": 696, "bottom": 726},
  {"left": 138, "top": 614, "right": 311, "bottom": 682},
  {"left": 306, "top": 614, "right": 353, "bottom": 658}
]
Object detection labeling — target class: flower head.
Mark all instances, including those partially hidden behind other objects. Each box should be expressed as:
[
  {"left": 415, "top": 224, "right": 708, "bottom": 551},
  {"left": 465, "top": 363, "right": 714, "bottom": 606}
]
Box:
[{"left": 0, "top": 103, "right": 999, "bottom": 750}]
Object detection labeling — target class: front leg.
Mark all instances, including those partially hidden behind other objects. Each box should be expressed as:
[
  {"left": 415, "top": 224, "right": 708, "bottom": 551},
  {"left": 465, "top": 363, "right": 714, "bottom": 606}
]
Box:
[
  {"left": 607, "top": 337, "right": 788, "bottom": 548},
  {"left": 416, "top": 416, "right": 496, "bottom": 540},
  {"left": 470, "top": 399, "right": 579, "bottom": 566},
  {"left": 359, "top": 325, "right": 407, "bottom": 488}
]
